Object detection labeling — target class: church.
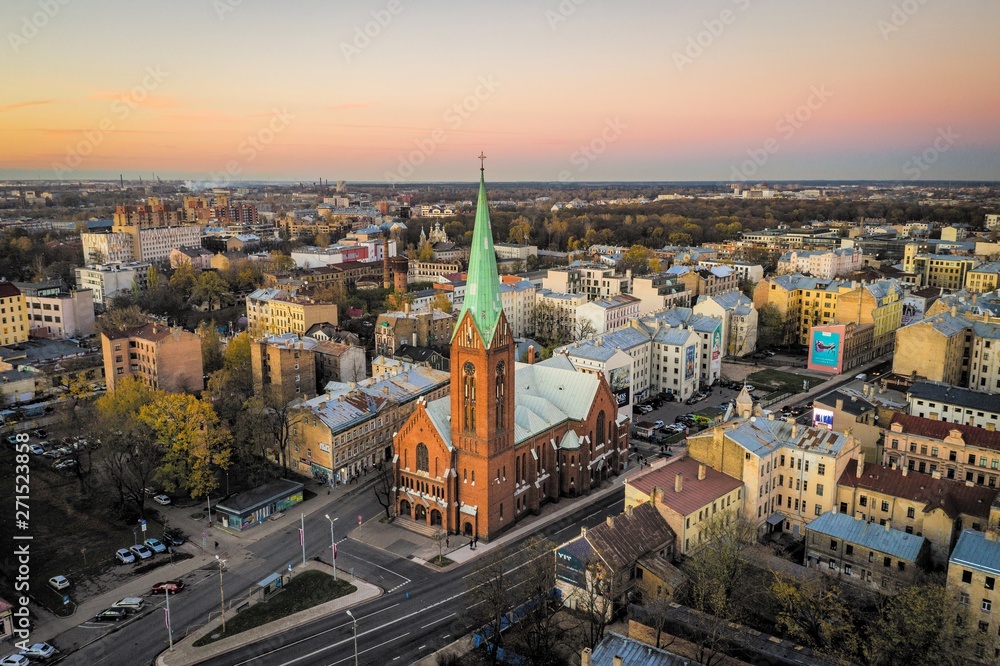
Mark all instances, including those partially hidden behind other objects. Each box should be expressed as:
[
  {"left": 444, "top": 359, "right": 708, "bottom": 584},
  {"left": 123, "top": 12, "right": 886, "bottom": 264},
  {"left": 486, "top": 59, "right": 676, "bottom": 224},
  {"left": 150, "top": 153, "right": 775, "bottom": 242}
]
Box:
[{"left": 392, "top": 162, "right": 629, "bottom": 541}]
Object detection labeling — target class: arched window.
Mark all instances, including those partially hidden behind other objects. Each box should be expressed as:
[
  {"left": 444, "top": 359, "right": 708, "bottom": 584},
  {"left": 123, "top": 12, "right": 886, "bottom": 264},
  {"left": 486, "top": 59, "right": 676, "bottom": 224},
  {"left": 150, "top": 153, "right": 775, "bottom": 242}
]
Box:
[
  {"left": 463, "top": 362, "right": 476, "bottom": 433},
  {"left": 495, "top": 361, "right": 506, "bottom": 428},
  {"left": 597, "top": 411, "right": 606, "bottom": 447},
  {"left": 416, "top": 443, "right": 429, "bottom": 473}
]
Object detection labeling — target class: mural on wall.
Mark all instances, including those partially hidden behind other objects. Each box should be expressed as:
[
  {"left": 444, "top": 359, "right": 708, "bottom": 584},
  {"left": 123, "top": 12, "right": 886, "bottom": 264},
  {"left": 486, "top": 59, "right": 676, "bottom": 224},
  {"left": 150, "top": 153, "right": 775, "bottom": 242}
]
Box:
[
  {"left": 609, "top": 366, "right": 630, "bottom": 407},
  {"left": 712, "top": 326, "right": 722, "bottom": 361},
  {"left": 811, "top": 330, "right": 841, "bottom": 368},
  {"left": 901, "top": 297, "right": 926, "bottom": 326},
  {"left": 684, "top": 345, "right": 696, "bottom": 381}
]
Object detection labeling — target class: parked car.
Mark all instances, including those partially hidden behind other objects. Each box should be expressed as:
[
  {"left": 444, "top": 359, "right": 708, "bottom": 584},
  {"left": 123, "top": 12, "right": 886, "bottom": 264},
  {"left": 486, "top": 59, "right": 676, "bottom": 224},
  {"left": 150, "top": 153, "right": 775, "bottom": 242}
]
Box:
[
  {"left": 18, "top": 643, "right": 56, "bottom": 660},
  {"left": 0, "top": 654, "right": 30, "bottom": 666},
  {"left": 163, "top": 529, "right": 187, "bottom": 547},
  {"left": 130, "top": 544, "right": 153, "bottom": 560},
  {"left": 6, "top": 434, "right": 21, "bottom": 445},
  {"left": 47, "top": 575, "right": 70, "bottom": 591},
  {"left": 744, "top": 385, "right": 755, "bottom": 392},
  {"left": 153, "top": 494, "right": 171, "bottom": 506},
  {"left": 116, "top": 548, "right": 136, "bottom": 565},
  {"left": 93, "top": 608, "right": 128, "bottom": 622},
  {"left": 27, "top": 444, "right": 45, "bottom": 455},
  {"left": 150, "top": 580, "right": 184, "bottom": 594},
  {"left": 53, "top": 459, "right": 76, "bottom": 471},
  {"left": 653, "top": 420, "right": 665, "bottom": 429},
  {"left": 112, "top": 597, "right": 144, "bottom": 611},
  {"left": 31, "top": 429, "right": 47, "bottom": 438},
  {"left": 143, "top": 538, "right": 167, "bottom": 554}
]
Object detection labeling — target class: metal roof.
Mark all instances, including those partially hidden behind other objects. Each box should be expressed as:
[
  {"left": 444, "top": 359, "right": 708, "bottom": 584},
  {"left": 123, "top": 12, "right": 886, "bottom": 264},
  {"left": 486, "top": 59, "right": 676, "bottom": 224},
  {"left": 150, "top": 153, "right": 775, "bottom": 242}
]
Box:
[
  {"left": 907, "top": 380, "right": 1000, "bottom": 414},
  {"left": 589, "top": 632, "right": 692, "bottom": 666},
  {"left": 950, "top": 530, "right": 1000, "bottom": 576},
  {"left": 806, "top": 511, "right": 926, "bottom": 562},
  {"left": 453, "top": 169, "right": 503, "bottom": 346},
  {"left": 723, "top": 417, "right": 853, "bottom": 458}
]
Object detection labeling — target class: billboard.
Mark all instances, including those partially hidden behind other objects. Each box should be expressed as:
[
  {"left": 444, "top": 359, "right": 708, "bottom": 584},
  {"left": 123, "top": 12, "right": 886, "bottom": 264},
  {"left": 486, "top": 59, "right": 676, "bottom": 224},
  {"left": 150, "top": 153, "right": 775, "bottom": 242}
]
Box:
[
  {"left": 810, "top": 330, "right": 842, "bottom": 369},
  {"left": 901, "top": 296, "right": 925, "bottom": 326},
  {"left": 609, "top": 366, "right": 630, "bottom": 407},
  {"left": 813, "top": 407, "right": 834, "bottom": 430},
  {"left": 712, "top": 326, "right": 722, "bottom": 361},
  {"left": 684, "top": 345, "right": 696, "bottom": 381}
]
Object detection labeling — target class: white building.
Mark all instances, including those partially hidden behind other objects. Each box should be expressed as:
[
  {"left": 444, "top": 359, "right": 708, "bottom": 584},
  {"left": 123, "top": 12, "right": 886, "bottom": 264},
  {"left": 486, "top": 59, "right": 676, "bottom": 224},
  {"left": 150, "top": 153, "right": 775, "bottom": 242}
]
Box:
[
  {"left": 535, "top": 289, "right": 587, "bottom": 342},
  {"left": 541, "top": 263, "right": 630, "bottom": 300},
  {"left": 81, "top": 231, "right": 134, "bottom": 264},
  {"left": 630, "top": 273, "right": 691, "bottom": 315},
  {"left": 905, "top": 381, "right": 1000, "bottom": 429},
  {"left": 986, "top": 214, "right": 1000, "bottom": 231},
  {"left": 694, "top": 292, "right": 759, "bottom": 358},
  {"left": 134, "top": 225, "right": 203, "bottom": 262},
  {"left": 576, "top": 294, "right": 641, "bottom": 336},
  {"left": 777, "top": 248, "right": 862, "bottom": 279},
  {"left": 14, "top": 281, "right": 95, "bottom": 339},
  {"left": 494, "top": 243, "right": 538, "bottom": 261},
  {"left": 696, "top": 260, "right": 764, "bottom": 284},
  {"left": 74, "top": 262, "right": 151, "bottom": 308},
  {"left": 499, "top": 279, "right": 536, "bottom": 338}
]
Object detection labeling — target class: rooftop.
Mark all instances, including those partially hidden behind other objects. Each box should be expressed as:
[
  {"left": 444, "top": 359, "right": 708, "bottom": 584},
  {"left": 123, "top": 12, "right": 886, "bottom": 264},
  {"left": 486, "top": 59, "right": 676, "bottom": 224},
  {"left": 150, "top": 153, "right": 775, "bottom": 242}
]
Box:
[
  {"left": 807, "top": 511, "right": 926, "bottom": 562},
  {"left": 951, "top": 530, "right": 1000, "bottom": 577},
  {"left": 588, "top": 632, "right": 691, "bottom": 666},
  {"left": 891, "top": 412, "right": 1000, "bottom": 452},
  {"left": 215, "top": 479, "right": 304, "bottom": 515},
  {"left": 627, "top": 456, "right": 743, "bottom": 517},
  {"left": 908, "top": 380, "right": 1000, "bottom": 414}
]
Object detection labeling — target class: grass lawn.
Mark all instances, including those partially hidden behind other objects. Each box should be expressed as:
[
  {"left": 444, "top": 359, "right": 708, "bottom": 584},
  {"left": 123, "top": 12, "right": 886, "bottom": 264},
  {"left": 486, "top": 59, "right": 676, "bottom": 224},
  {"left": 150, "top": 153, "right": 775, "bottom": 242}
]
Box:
[
  {"left": 193, "top": 570, "right": 356, "bottom": 646},
  {"left": 747, "top": 369, "right": 816, "bottom": 395}
]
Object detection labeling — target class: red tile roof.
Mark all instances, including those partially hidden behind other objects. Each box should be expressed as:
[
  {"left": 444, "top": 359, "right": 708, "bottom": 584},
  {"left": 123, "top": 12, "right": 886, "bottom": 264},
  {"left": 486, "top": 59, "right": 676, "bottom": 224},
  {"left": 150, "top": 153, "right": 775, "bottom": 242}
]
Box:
[
  {"left": 891, "top": 413, "right": 1000, "bottom": 452},
  {"left": 839, "top": 459, "right": 996, "bottom": 520},
  {"left": 0, "top": 281, "right": 21, "bottom": 299},
  {"left": 628, "top": 455, "right": 743, "bottom": 517}
]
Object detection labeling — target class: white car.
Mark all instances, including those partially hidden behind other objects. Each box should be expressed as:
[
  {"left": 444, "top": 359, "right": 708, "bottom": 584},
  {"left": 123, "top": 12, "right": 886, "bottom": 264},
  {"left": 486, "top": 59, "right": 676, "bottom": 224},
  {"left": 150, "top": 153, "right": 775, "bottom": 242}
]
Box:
[
  {"left": 113, "top": 597, "right": 144, "bottom": 611},
  {"left": 130, "top": 544, "right": 153, "bottom": 560},
  {"left": 0, "top": 654, "right": 30, "bottom": 666},
  {"left": 153, "top": 495, "right": 171, "bottom": 506},
  {"left": 19, "top": 643, "right": 56, "bottom": 660},
  {"left": 144, "top": 538, "right": 167, "bottom": 554},
  {"left": 48, "top": 575, "right": 70, "bottom": 591},
  {"left": 116, "top": 548, "right": 136, "bottom": 564}
]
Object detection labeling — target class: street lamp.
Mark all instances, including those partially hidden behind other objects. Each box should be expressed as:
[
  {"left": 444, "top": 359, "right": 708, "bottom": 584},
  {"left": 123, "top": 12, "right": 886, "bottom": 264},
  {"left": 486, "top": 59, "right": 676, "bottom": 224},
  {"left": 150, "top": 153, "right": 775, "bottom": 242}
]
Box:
[
  {"left": 215, "top": 555, "right": 227, "bottom": 633},
  {"left": 324, "top": 514, "right": 339, "bottom": 580},
  {"left": 345, "top": 609, "right": 358, "bottom": 666}
]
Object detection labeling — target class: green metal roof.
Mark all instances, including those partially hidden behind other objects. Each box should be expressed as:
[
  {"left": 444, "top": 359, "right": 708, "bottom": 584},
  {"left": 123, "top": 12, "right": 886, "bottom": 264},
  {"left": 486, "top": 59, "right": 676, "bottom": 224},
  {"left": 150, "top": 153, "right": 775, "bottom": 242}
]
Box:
[{"left": 453, "top": 168, "right": 503, "bottom": 346}]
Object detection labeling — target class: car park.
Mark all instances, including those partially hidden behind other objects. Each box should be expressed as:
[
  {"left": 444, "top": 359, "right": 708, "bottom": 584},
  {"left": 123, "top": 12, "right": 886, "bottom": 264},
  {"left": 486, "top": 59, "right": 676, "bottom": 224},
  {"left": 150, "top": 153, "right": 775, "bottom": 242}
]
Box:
[
  {"left": 150, "top": 580, "right": 184, "bottom": 594},
  {"left": 47, "top": 575, "right": 70, "bottom": 591},
  {"left": 112, "top": 597, "right": 144, "bottom": 611},
  {"left": 130, "top": 544, "right": 153, "bottom": 560},
  {"left": 153, "top": 494, "right": 171, "bottom": 506},
  {"left": 144, "top": 538, "right": 167, "bottom": 554},
  {"left": 93, "top": 608, "right": 128, "bottom": 622},
  {"left": 116, "top": 548, "right": 136, "bottom": 564},
  {"left": 18, "top": 643, "right": 55, "bottom": 661}
]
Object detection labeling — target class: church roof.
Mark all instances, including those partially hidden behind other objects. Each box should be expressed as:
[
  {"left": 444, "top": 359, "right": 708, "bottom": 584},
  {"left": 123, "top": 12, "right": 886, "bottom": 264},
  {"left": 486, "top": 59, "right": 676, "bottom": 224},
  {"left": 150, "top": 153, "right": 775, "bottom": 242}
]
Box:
[{"left": 453, "top": 167, "right": 503, "bottom": 346}]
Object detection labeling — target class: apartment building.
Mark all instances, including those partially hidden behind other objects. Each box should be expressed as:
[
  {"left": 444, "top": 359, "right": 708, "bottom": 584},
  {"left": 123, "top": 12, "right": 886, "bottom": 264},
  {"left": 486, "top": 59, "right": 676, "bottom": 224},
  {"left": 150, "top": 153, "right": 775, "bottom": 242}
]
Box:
[
  {"left": 696, "top": 260, "right": 764, "bottom": 284},
  {"left": 883, "top": 413, "right": 1000, "bottom": 488},
  {"left": 74, "top": 262, "right": 151, "bottom": 308},
  {"left": 251, "top": 333, "right": 318, "bottom": 400},
  {"left": 535, "top": 289, "right": 588, "bottom": 342},
  {"left": 576, "top": 294, "right": 641, "bottom": 336},
  {"left": 170, "top": 246, "right": 214, "bottom": 270},
  {"left": 777, "top": 248, "right": 862, "bottom": 279},
  {"left": 966, "top": 262, "right": 1000, "bottom": 294},
  {"left": 671, "top": 265, "right": 739, "bottom": 299},
  {"left": 13, "top": 281, "right": 95, "bottom": 339},
  {"left": 499, "top": 278, "right": 536, "bottom": 338},
  {"left": 101, "top": 322, "right": 203, "bottom": 393},
  {"left": 947, "top": 529, "right": 1000, "bottom": 660},
  {"left": 906, "top": 380, "right": 1000, "bottom": 429},
  {"left": 541, "top": 263, "right": 630, "bottom": 300},
  {"left": 246, "top": 288, "right": 339, "bottom": 338},
  {"left": 903, "top": 244, "right": 980, "bottom": 290},
  {"left": 630, "top": 273, "right": 691, "bottom": 315},
  {"left": 694, "top": 292, "right": 758, "bottom": 358},
  {"left": 374, "top": 306, "right": 455, "bottom": 355},
  {"left": 0, "top": 281, "right": 28, "bottom": 346},
  {"left": 81, "top": 231, "right": 134, "bottom": 264},
  {"left": 557, "top": 326, "right": 651, "bottom": 413}
]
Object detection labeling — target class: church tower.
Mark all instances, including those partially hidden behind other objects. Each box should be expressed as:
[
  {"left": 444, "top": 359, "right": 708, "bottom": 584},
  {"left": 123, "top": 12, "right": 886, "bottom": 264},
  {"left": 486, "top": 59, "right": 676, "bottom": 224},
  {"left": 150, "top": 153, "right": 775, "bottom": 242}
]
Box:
[{"left": 450, "top": 156, "right": 516, "bottom": 538}]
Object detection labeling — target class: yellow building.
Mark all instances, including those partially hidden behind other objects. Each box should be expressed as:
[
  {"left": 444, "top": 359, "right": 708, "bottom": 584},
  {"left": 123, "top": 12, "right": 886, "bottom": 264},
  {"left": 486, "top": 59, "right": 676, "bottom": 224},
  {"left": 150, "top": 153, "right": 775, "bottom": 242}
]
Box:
[
  {"left": 625, "top": 455, "right": 743, "bottom": 556},
  {"left": 837, "top": 454, "right": 996, "bottom": 564},
  {"left": 947, "top": 528, "right": 1000, "bottom": 660},
  {"left": 967, "top": 262, "right": 1000, "bottom": 294},
  {"left": 892, "top": 311, "right": 969, "bottom": 385},
  {"left": 903, "top": 244, "right": 979, "bottom": 290},
  {"left": 883, "top": 413, "right": 1000, "bottom": 489},
  {"left": 246, "top": 288, "right": 338, "bottom": 338},
  {"left": 833, "top": 281, "right": 902, "bottom": 356},
  {"left": 0, "top": 282, "right": 29, "bottom": 346}
]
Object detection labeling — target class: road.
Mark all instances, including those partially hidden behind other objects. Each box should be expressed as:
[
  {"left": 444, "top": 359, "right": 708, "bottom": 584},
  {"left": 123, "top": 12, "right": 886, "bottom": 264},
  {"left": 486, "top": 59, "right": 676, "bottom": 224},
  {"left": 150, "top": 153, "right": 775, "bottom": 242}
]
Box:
[{"left": 56, "top": 484, "right": 626, "bottom": 666}]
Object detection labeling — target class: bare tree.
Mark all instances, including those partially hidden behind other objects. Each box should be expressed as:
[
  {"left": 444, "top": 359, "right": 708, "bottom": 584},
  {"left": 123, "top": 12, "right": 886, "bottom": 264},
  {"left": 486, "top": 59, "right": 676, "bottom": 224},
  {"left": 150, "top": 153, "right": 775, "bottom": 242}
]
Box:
[{"left": 372, "top": 461, "right": 395, "bottom": 521}]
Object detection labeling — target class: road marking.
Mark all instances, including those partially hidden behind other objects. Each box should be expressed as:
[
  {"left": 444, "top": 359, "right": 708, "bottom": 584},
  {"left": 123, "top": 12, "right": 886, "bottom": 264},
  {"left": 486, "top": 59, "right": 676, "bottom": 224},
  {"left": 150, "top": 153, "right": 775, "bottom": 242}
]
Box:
[
  {"left": 420, "top": 612, "right": 455, "bottom": 629},
  {"left": 418, "top": 644, "right": 426, "bottom": 649},
  {"left": 323, "top": 632, "right": 409, "bottom": 666}
]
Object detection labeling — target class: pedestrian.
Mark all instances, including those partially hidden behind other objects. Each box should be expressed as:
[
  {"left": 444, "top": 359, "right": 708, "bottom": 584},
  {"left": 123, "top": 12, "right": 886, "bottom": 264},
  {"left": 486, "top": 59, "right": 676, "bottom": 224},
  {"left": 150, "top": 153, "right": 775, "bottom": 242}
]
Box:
[
  {"left": 445, "top": 537, "right": 450, "bottom": 548},
  {"left": 470, "top": 540, "right": 474, "bottom": 551},
  {"left": 214, "top": 541, "right": 218, "bottom": 551}
]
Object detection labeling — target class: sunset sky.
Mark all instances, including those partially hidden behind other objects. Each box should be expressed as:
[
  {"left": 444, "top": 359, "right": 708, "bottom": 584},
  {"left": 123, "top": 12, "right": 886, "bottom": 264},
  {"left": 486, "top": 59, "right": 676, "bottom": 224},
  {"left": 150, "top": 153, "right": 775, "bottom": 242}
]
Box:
[{"left": 1, "top": 0, "right": 998, "bottom": 182}]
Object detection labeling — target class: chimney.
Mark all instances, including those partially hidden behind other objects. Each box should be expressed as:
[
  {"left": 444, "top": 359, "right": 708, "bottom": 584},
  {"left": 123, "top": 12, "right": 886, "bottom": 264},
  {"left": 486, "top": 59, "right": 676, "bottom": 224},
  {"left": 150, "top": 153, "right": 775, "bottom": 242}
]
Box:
[
  {"left": 651, "top": 486, "right": 660, "bottom": 503},
  {"left": 581, "top": 648, "right": 592, "bottom": 666},
  {"left": 856, "top": 452, "right": 865, "bottom": 477},
  {"left": 698, "top": 463, "right": 707, "bottom": 481},
  {"left": 885, "top": 519, "right": 892, "bottom": 532},
  {"left": 988, "top": 423, "right": 996, "bottom": 432},
  {"left": 606, "top": 516, "right": 614, "bottom": 528},
  {"left": 932, "top": 469, "right": 942, "bottom": 480},
  {"left": 902, "top": 465, "right": 908, "bottom": 477},
  {"left": 613, "top": 657, "right": 623, "bottom": 666},
  {"left": 528, "top": 345, "right": 535, "bottom": 364},
  {"left": 674, "top": 472, "right": 684, "bottom": 493},
  {"left": 836, "top": 398, "right": 844, "bottom": 411},
  {"left": 791, "top": 423, "right": 799, "bottom": 438},
  {"left": 951, "top": 305, "right": 957, "bottom": 317},
  {"left": 986, "top": 530, "right": 999, "bottom": 542}
]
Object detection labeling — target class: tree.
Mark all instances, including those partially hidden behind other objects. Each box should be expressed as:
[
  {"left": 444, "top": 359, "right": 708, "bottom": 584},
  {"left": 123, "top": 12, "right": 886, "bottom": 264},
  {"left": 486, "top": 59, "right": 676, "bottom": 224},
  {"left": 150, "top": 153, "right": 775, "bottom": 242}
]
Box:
[
  {"left": 508, "top": 217, "right": 532, "bottom": 245},
  {"left": 756, "top": 303, "right": 786, "bottom": 350},
  {"left": 416, "top": 241, "right": 434, "bottom": 261},
  {"left": 576, "top": 318, "right": 597, "bottom": 342},
  {"left": 385, "top": 291, "right": 414, "bottom": 312},
  {"left": 372, "top": 461, "right": 395, "bottom": 521},
  {"left": 95, "top": 304, "right": 147, "bottom": 335},
  {"left": 580, "top": 559, "right": 621, "bottom": 649},
  {"left": 169, "top": 262, "right": 197, "bottom": 299},
  {"left": 620, "top": 244, "right": 654, "bottom": 274},
  {"left": 683, "top": 514, "right": 758, "bottom": 623},
  {"left": 268, "top": 252, "right": 296, "bottom": 273},
  {"left": 199, "top": 321, "right": 224, "bottom": 374},
  {"left": 430, "top": 292, "right": 453, "bottom": 314},
  {"left": 505, "top": 537, "right": 566, "bottom": 666},
  {"left": 146, "top": 264, "right": 162, "bottom": 291},
  {"left": 138, "top": 394, "right": 232, "bottom": 499},
  {"left": 192, "top": 270, "right": 232, "bottom": 311},
  {"left": 770, "top": 573, "right": 857, "bottom": 657}
]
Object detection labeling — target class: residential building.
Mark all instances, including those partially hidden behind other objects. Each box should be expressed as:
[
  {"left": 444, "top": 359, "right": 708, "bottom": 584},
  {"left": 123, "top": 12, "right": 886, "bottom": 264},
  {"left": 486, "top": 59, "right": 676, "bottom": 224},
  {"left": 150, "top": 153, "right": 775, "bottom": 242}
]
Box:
[
  {"left": 293, "top": 359, "right": 450, "bottom": 484},
  {"left": 13, "top": 281, "right": 95, "bottom": 339},
  {"left": 210, "top": 251, "right": 248, "bottom": 272},
  {"left": 670, "top": 265, "right": 739, "bottom": 299},
  {"left": 409, "top": 260, "right": 462, "bottom": 283},
  {"left": 901, "top": 286, "right": 944, "bottom": 326},
  {"left": 687, "top": 390, "right": 862, "bottom": 537},
  {"left": 74, "top": 262, "right": 151, "bottom": 308},
  {"left": 576, "top": 294, "right": 641, "bottom": 336},
  {"left": 498, "top": 278, "right": 536, "bottom": 338},
  {"left": 0, "top": 282, "right": 28, "bottom": 347},
  {"left": 392, "top": 169, "right": 629, "bottom": 540},
  {"left": 903, "top": 244, "right": 980, "bottom": 290},
  {"left": 581, "top": 633, "right": 690, "bottom": 666},
  {"left": 696, "top": 260, "right": 764, "bottom": 283},
  {"left": 313, "top": 339, "right": 367, "bottom": 386},
  {"left": 987, "top": 214, "right": 1000, "bottom": 230},
  {"left": 906, "top": 380, "right": 1000, "bottom": 429},
  {"left": 81, "top": 231, "right": 135, "bottom": 264},
  {"left": 837, "top": 455, "right": 996, "bottom": 564},
  {"left": 833, "top": 280, "right": 903, "bottom": 356},
  {"left": 374, "top": 306, "right": 455, "bottom": 355},
  {"left": 493, "top": 243, "right": 537, "bottom": 261},
  {"left": 101, "top": 322, "right": 203, "bottom": 393},
  {"left": 630, "top": 273, "right": 691, "bottom": 315},
  {"left": 534, "top": 289, "right": 587, "bottom": 342},
  {"left": 128, "top": 225, "right": 203, "bottom": 263},
  {"left": 625, "top": 455, "right": 743, "bottom": 556},
  {"left": 777, "top": 248, "right": 862, "bottom": 279},
  {"left": 542, "top": 263, "right": 630, "bottom": 300},
  {"left": 883, "top": 413, "right": 1000, "bottom": 489},
  {"left": 557, "top": 327, "right": 648, "bottom": 415},
  {"left": 947, "top": 529, "right": 1000, "bottom": 659},
  {"left": 251, "top": 334, "right": 318, "bottom": 400},
  {"left": 893, "top": 311, "right": 970, "bottom": 386},
  {"left": 393, "top": 344, "right": 449, "bottom": 372},
  {"left": 169, "top": 246, "right": 214, "bottom": 270},
  {"left": 804, "top": 510, "right": 929, "bottom": 592},
  {"left": 967, "top": 262, "right": 1000, "bottom": 293},
  {"left": 807, "top": 322, "right": 876, "bottom": 375},
  {"left": 246, "top": 288, "right": 339, "bottom": 337},
  {"left": 694, "top": 292, "right": 759, "bottom": 358},
  {"left": 812, "top": 387, "right": 884, "bottom": 460},
  {"left": 555, "top": 503, "right": 681, "bottom": 613}
]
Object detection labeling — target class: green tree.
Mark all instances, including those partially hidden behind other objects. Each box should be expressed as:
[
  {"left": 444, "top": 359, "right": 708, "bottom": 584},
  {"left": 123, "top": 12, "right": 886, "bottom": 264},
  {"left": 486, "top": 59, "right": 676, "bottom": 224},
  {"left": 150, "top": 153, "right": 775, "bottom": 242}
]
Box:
[
  {"left": 192, "top": 270, "right": 232, "bottom": 310},
  {"left": 756, "top": 303, "right": 786, "bottom": 350},
  {"left": 169, "top": 262, "right": 198, "bottom": 299},
  {"left": 199, "top": 321, "right": 224, "bottom": 374},
  {"left": 620, "top": 244, "right": 654, "bottom": 274},
  {"left": 864, "top": 583, "right": 975, "bottom": 666}
]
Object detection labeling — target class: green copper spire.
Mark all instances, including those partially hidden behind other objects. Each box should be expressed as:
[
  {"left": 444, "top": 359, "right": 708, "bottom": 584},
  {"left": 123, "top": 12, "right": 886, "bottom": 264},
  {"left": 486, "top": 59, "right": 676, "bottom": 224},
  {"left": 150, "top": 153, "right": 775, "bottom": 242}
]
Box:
[{"left": 454, "top": 155, "right": 503, "bottom": 345}]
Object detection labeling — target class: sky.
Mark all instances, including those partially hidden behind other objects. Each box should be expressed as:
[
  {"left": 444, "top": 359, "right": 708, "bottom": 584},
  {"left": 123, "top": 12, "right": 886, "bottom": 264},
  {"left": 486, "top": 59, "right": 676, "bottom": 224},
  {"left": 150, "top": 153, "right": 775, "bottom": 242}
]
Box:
[{"left": 1, "top": 0, "right": 998, "bottom": 183}]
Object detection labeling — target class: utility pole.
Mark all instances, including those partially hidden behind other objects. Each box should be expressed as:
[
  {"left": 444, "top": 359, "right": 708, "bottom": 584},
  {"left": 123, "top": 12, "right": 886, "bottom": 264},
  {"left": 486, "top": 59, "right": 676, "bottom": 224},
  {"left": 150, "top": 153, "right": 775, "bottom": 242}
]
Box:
[{"left": 215, "top": 555, "right": 227, "bottom": 633}]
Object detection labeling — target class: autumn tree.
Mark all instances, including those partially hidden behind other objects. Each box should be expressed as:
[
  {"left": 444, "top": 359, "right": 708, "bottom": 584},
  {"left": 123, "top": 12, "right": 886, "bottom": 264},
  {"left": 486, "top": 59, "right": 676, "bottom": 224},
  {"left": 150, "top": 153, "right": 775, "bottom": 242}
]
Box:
[
  {"left": 508, "top": 216, "right": 532, "bottom": 245},
  {"left": 620, "top": 244, "right": 655, "bottom": 275},
  {"left": 169, "top": 262, "right": 198, "bottom": 299},
  {"left": 385, "top": 291, "right": 414, "bottom": 312},
  {"left": 770, "top": 573, "right": 857, "bottom": 657},
  {"left": 192, "top": 270, "right": 232, "bottom": 310},
  {"left": 138, "top": 394, "right": 232, "bottom": 499},
  {"left": 683, "top": 514, "right": 758, "bottom": 623},
  {"left": 199, "top": 321, "right": 224, "bottom": 374},
  {"left": 95, "top": 304, "right": 147, "bottom": 335},
  {"left": 430, "top": 292, "right": 453, "bottom": 314}
]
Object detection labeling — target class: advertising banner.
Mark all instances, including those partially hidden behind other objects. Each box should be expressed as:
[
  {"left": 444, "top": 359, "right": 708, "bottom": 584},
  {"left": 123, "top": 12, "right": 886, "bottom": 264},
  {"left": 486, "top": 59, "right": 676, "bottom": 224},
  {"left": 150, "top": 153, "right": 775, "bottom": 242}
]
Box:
[
  {"left": 813, "top": 407, "right": 834, "bottom": 430},
  {"left": 712, "top": 326, "right": 722, "bottom": 361},
  {"left": 811, "top": 330, "right": 841, "bottom": 369},
  {"left": 609, "top": 366, "right": 631, "bottom": 407},
  {"left": 684, "top": 345, "right": 696, "bottom": 381}
]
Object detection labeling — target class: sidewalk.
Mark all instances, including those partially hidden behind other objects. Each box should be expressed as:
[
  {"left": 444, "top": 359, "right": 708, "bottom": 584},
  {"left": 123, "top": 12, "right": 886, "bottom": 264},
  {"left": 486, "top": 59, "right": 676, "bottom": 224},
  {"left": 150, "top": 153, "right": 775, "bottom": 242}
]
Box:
[
  {"left": 32, "top": 475, "right": 376, "bottom": 646},
  {"left": 156, "top": 560, "right": 380, "bottom": 666}
]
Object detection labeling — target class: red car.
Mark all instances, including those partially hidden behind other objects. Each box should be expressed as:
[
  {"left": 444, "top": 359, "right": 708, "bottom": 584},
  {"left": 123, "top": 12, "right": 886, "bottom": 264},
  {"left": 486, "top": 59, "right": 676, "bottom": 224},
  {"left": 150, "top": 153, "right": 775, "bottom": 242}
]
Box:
[{"left": 150, "top": 580, "right": 184, "bottom": 594}]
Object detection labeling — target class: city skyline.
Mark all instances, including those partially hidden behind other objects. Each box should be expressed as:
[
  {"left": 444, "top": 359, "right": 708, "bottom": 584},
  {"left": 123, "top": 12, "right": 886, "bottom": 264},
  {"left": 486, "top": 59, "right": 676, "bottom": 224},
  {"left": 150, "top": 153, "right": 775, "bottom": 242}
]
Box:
[{"left": 2, "top": 0, "right": 999, "bottom": 183}]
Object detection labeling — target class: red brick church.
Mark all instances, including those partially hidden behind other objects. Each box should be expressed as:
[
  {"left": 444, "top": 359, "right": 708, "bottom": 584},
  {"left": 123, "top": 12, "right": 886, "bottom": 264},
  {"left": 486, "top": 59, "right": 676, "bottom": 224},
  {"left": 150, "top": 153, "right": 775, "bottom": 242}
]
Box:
[{"left": 392, "top": 163, "right": 629, "bottom": 541}]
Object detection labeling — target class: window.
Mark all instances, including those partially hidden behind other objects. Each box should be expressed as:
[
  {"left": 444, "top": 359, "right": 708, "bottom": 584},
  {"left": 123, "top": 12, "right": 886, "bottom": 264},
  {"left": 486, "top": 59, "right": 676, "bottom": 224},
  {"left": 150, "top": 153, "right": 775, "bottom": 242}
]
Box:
[
  {"left": 416, "top": 443, "right": 429, "bottom": 473},
  {"left": 883, "top": 556, "right": 891, "bottom": 567},
  {"left": 829, "top": 559, "right": 837, "bottom": 570},
  {"left": 462, "top": 362, "right": 476, "bottom": 433},
  {"left": 816, "top": 483, "right": 824, "bottom": 497},
  {"left": 881, "top": 500, "right": 890, "bottom": 512},
  {"left": 907, "top": 507, "right": 915, "bottom": 519},
  {"left": 964, "top": 570, "right": 974, "bottom": 584},
  {"left": 987, "top": 577, "right": 996, "bottom": 591},
  {"left": 960, "top": 592, "right": 970, "bottom": 605},
  {"left": 840, "top": 502, "right": 848, "bottom": 513},
  {"left": 830, "top": 539, "right": 838, "bottom": 551},
  {"left": 846, "top": 544, "right": 854, "bottom": 555},
  {"left": 844, "top": 564, "right": 853, "bottom": 575},
  {"left": 984, "top": 599, "right": 993, "bottom": 613},
  {"left": 817, "top": 463, "right": 826, "bottom": 475},
  {"left": 496, "top": 362, "right": 507, "bottom": 428},
  {"left": 859, "top": 496, "right": 868, "bottom": 507},
  {"left": 980, "top": 621, "right": 990, "bottom": 634}
]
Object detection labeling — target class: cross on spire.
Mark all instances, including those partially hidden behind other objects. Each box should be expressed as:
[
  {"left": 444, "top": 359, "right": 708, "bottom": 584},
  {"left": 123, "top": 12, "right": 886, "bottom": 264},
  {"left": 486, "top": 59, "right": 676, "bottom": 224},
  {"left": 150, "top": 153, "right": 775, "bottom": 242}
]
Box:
[{"left": 478, "top": 151, "right": 486, "bottom": 172}]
